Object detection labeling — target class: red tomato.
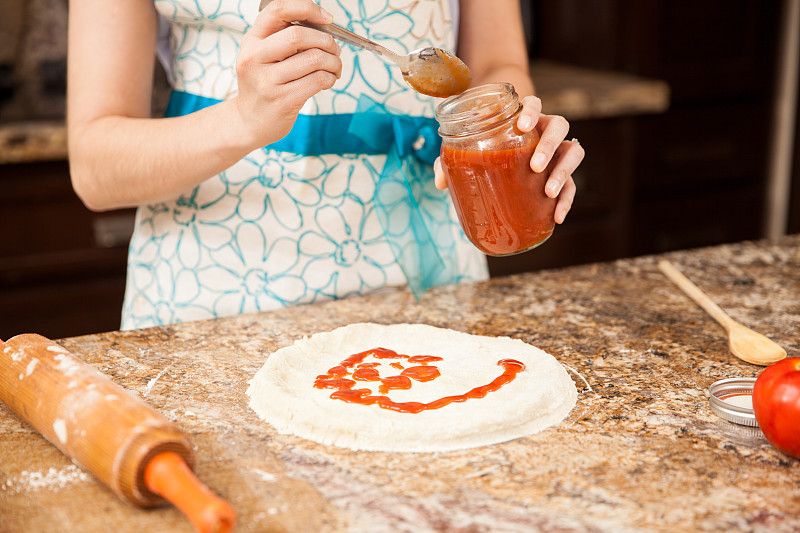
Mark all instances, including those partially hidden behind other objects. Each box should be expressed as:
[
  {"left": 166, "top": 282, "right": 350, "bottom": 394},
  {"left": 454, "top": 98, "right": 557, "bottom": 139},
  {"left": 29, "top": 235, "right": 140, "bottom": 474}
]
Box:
[{"left": 752, "top": 357, "right": 800, "bottom": 459}]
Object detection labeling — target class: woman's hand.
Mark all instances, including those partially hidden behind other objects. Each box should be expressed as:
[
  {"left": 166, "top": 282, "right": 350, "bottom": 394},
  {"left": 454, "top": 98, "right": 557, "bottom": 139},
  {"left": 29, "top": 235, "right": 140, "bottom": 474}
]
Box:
[
  {"left": 518, "top": 95, "right": 583, "bottom": 224},
  {"left": 435, "top": 95, "right": 583, "bottom": 225},
  {"left": 235, "top": 0, "right": 343, "bottom": 147}
]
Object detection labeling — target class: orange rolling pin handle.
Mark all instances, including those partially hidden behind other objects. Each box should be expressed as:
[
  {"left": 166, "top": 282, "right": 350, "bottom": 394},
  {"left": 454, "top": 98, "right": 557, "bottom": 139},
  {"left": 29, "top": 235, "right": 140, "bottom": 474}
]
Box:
[{"left": 144, "top": 451, "right": 236, "bottom": 533}]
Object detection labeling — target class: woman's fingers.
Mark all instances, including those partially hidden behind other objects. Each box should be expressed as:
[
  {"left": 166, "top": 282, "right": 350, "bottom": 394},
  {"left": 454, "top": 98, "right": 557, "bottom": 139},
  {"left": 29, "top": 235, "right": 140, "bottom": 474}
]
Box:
[
  {"left": 544, "top": 139, "right": 584, "bottom": 197},
  {"left": 251, "top": 0, "right": 333, "bottom": 39},
  {"left": 234, "top": 1, "right": 343, "bottom": 147},
  {"left": 243, "top": 0, "right": 340, "bottom": 77},
  {"left": 544, "top": 139, "right": 583, "bottom": 223},
  {"left": 263, "top": 45, "right": 342, "bottom": 85},
  {"left": 514, "top": 99, "right": 583, "bottom": 223},
  {"left": 278, "top": 69, "right": 339, "bottom": 105},
  {"left": 237, "top": 20, "right": 342, "bottom": 107},
  {"left": 554, "top": 175, "right": 576, "bottom": 224},
  {"left": 531, "top": 114, "right": 569, "bottom": 173},
  {"left": 516, "top": 95, "right": 542, "bottom": 132},
  {"left": 257, "top": 24, "right": 340, "bottom": 64},
  {"left": 240, "top": 23, "right": 341, "bottom": 83},
  {"left": 545, "top": 141, "right": 583, "bottom": 199},
  {"left": 433, "top": 157, "right": 447, "bottom": 190}
]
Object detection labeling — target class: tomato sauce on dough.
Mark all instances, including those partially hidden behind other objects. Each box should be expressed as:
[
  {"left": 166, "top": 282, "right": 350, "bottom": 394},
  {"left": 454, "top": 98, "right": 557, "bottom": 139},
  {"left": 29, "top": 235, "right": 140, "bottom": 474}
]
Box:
[{"left": 314, "top": 347, "right": 525, "bottom": 414}]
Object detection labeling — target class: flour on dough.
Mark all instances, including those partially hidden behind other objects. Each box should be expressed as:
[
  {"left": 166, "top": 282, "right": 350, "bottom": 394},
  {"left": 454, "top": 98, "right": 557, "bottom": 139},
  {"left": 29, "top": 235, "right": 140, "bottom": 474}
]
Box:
[{"left": 246, "top": 323, "right": 577, "bottom": 452}]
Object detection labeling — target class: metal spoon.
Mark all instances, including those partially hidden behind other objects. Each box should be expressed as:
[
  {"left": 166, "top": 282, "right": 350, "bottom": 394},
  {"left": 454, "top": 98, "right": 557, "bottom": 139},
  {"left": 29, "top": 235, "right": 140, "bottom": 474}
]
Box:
[
  {"left": 658, "top": 260, "right": 786, "bottom": 366},
  {"left": 259, "top": 0, "right": 472, "bottom": 97}
]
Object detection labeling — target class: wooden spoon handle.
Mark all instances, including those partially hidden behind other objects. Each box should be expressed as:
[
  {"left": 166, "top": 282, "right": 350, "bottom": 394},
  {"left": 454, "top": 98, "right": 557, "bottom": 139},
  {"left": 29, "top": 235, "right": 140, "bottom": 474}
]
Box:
[{"left": 658, "top": 260, "right": 734, "bottom": 330}]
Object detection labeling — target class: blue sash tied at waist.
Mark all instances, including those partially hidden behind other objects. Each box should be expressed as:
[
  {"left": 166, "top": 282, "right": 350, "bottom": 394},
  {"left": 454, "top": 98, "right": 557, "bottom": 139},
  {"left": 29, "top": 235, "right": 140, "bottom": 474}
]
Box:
[{"left": 164, "top": 90, "right": 460, "bottom": 298}]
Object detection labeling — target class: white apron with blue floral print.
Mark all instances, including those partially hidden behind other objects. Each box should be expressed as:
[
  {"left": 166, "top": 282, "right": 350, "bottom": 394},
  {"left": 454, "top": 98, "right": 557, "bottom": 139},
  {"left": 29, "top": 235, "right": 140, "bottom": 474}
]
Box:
[{"left": 121, "top": 0, "right": 487, "bottom": 329}]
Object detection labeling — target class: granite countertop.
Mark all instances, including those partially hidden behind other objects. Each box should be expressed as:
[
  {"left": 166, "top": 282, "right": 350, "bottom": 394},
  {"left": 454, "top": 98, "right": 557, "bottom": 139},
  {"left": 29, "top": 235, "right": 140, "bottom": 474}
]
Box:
[
  {"left": 0, "top": 120, "right": 67, "bottom": 165},
  {"left": 531, "top": 60, "right": 669, "bottom": 120},
  {"left": 0, "top": 61, "right": 669, "bottom": 165},
  {"left": 1, "top": 236, "right": 798, "bottom": 532}
]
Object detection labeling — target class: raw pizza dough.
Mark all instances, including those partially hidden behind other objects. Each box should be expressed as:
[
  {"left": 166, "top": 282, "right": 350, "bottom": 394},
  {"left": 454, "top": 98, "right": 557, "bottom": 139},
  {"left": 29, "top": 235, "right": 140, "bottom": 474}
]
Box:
[{"left": 247, "top": 323, "right": 577, "bottom": 452}]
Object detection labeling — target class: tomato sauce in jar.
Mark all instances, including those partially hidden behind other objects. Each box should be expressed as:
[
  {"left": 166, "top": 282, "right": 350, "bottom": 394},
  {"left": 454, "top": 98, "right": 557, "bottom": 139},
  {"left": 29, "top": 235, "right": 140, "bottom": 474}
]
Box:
[{"left": 436, "top": 83, "right": 556, "bottom": 256}]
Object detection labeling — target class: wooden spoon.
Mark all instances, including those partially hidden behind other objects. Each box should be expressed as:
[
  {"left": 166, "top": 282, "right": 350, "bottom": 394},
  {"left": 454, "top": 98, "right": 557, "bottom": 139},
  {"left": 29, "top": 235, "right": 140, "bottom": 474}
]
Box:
[{"left": 658, "top": 259, "right": 786, "bottom": 366}]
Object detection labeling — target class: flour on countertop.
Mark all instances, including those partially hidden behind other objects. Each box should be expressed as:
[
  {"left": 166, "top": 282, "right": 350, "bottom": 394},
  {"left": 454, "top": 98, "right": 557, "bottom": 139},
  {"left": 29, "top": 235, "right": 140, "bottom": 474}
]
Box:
[
  {"left": 2, "top": 465, "right": 90, "bottom": 493},
  {"left": 143, "top": 363, "right": 173, "bottom": 398},
  {"left": 252, "top": 468, "right": 277, "bottom": 483}
]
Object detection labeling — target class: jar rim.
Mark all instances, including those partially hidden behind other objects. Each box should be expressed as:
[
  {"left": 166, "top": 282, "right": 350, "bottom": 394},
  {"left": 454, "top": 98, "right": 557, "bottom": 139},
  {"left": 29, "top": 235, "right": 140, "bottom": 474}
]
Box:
[{"left": 435, "top": 83, "right": 519, "bottom": 138}]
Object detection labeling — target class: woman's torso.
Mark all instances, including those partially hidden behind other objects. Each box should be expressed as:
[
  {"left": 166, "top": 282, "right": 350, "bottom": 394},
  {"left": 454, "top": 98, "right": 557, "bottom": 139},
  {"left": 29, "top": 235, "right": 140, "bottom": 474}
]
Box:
[{"left": 121, "top": 0, "right": 487, "bottom": 329}]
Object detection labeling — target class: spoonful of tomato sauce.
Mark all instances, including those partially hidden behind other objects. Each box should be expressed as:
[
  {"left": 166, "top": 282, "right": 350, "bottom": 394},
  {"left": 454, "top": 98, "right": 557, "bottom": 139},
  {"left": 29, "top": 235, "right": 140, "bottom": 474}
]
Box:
[{"left": 261, "top": 1, "right": 472, "bottom": 98}]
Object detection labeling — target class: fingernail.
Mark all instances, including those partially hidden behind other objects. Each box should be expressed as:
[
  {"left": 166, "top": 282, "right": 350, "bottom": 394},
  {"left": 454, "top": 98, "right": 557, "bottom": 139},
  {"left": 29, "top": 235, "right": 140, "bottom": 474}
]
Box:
[
  {"left": 518, "top": 116, "right": 531, "bottom": 130},
  {"left": 320, "top": 8, "right": 334, "bottom": 22},
  {"left": 546, "top": 180, "right": 559, "bottom": 197},
  {"left": 533, "top": 153, "right": 547, "bottom": 172}
]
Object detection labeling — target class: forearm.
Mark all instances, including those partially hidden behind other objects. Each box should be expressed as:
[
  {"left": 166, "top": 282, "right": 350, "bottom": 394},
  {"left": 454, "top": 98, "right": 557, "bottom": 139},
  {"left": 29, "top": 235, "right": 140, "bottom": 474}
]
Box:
[
  {"left": 471, "top": 64, "right": 534, "bottom": 99},
  {"left": 458, "top": 0, "right": 533, "bottom": 98},
  {"left": 67, "top": 0, "right": 340, "bottom": 212},
  {"left": 68, "top": 98, "right": 257, "bottom": 211}
]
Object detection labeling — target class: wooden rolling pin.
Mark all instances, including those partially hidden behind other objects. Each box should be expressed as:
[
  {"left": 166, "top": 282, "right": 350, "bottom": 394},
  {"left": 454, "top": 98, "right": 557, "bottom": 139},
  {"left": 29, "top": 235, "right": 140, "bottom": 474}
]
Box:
[{"left": 0, "top": 334, "right": 236, "bottom": 533}]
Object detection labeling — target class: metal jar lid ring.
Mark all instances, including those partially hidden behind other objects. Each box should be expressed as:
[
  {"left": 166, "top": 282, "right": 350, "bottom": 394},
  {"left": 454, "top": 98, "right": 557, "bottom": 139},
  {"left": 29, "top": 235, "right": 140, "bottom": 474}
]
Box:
[{"left": 708, "top": 377, "right": 759, "bottom": 427}]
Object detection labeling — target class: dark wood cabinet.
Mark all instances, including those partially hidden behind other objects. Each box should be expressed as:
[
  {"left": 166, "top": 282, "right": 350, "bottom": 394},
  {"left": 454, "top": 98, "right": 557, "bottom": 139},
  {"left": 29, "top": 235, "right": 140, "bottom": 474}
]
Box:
[
  {"left": 488, "top": 116, "right": 636, "bottom": 276},
  {"left": 787, "top": 84, "right": 800, "bottom": 235},
  {"left": 491, "top": 0, "right": 781, "bottom": 272},
  {"left": 0, "top": 160, "right": 135, "bottom": 339},
  {"left": 532, "top": 0, "right": 781, "bottom": 105},
  {"left": 629, "top": 103, "right": 770, "bottom": 254}
]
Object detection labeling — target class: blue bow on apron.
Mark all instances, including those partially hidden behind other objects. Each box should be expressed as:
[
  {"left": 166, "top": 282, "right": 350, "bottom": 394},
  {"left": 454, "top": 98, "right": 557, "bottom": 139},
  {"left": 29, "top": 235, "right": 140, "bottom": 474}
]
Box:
[{"left": 164, "top": 90, "right": 462, "bottom": 299}]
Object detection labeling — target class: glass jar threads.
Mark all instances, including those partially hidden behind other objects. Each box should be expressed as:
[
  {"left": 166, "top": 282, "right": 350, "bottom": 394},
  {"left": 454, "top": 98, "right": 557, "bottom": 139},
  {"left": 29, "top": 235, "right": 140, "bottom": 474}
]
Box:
[{"left": 435, "top": 83, "right": 556, "bottom": 256}]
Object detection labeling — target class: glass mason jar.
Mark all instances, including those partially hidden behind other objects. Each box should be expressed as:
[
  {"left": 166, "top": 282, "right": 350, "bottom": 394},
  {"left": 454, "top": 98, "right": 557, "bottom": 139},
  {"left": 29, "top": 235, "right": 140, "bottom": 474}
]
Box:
[{"left": 435, "top": 83, "right": 556, "bottom": 256}]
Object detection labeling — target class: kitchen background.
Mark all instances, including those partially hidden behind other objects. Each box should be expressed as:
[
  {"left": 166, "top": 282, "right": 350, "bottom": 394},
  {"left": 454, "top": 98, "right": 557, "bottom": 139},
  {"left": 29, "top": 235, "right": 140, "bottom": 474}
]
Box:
[{"left": 1, "top": 0, "right": 798, "bottom": 340}]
